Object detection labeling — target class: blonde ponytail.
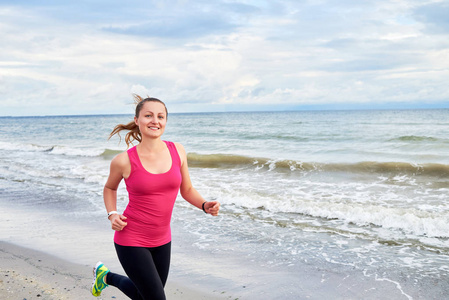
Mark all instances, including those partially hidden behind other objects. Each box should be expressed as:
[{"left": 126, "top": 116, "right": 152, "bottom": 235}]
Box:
[{"left": 108, "top": 120, "right": 141, "bottom": 147}]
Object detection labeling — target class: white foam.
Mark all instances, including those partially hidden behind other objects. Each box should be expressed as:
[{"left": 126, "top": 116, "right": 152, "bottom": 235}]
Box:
[
  {"left": 70, "top": 162, "right": 109, "bottom": 185},
  {"left": 0, "top": 140, "right": 109, "bottom": 158},
  {"left": 49, "top": 145, "right": 105, "bottom": 157},
  {"left": 373, "top": 274, "right": 413, "bottom": 300},
  {"left": 191, "top": 166, "right": 449, "bottom": 248},
  {"left": 0, "top": 141, "right": 51, "bottom": 152}
]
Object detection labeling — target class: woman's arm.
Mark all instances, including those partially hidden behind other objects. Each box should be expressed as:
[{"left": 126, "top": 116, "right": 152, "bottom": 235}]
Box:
[
  {"left": 176, "top": 142, "right": 220, "bottom": 216},
  {"left": 103, "top": 152, "right": 129, "bottom": 230}
]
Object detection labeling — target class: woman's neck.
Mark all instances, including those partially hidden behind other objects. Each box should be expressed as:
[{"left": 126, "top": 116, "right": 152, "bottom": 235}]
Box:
[{"left": 137, "top": 138, "right": 165, "bottom": 153}]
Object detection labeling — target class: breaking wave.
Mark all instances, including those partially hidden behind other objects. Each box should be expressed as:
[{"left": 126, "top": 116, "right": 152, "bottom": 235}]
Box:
[{"left": 187, "top": 152, "right": 449, "bottom": 176}]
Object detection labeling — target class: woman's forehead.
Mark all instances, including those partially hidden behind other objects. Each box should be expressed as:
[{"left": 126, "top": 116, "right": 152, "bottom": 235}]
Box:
[{"left": 141, "top": 101, "right": 166, "bottom": 113}]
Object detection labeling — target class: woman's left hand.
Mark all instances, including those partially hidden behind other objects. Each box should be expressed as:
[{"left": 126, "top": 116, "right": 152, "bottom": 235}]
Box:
[{"left": 204, "top": 201, "right": 220, "bottom": 216}]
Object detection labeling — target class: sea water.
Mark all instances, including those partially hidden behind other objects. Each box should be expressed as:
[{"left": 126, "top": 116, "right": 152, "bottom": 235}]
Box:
[{"left": 1, "top": 109, "right": 448, "bottom": 299}]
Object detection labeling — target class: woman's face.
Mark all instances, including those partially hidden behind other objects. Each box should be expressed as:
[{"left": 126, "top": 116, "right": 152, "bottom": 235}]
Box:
[{"left": 134, "top": 101, "right": 167, "bottom": 139}]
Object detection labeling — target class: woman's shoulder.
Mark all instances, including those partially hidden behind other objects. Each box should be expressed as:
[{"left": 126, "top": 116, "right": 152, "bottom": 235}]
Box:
[
  {"left": 111, "top": 150, "right": 131, "bottom": 168},
  {"left": 172, "top": 142, "right": 186, "bottom": 153},
  {"left": 171, "top": 142, "right": 186, "bottom": 166}
]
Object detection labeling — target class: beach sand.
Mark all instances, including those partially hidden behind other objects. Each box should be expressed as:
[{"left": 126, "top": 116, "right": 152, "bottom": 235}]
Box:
[{"left": 0, "top": 241, "right": 224, "bottom": 300}]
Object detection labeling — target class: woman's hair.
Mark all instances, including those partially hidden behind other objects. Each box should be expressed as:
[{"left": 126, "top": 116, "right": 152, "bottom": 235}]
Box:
[{"left": 109, "top": 94, "right": 168, "bottom": 147}]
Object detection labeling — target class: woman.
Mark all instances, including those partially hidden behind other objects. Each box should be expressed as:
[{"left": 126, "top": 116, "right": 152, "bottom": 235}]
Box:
[{"left": 91, "top": 95, "right": 220, "bottom": 299}]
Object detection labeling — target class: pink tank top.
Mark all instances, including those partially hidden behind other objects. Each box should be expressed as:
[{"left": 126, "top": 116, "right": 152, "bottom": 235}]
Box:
[{"left": 114, "top": 141, "right": 182, "bottom": 247}]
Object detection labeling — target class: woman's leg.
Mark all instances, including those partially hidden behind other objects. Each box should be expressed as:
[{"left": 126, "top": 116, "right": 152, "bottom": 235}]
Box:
[
  {"left": 148, "top": 242, "right": 171, "bottom": 287},
  {"left": 106, "top": 271, "right": 141, "bottom": 299},
  {"left": 112, "top": 242, "right": 171, "bottom": 300}
]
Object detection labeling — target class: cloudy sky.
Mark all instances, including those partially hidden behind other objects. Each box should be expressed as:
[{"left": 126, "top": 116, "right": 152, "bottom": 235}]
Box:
[{"left": 1, "top": 0, "right": 448, "bottom": 116}]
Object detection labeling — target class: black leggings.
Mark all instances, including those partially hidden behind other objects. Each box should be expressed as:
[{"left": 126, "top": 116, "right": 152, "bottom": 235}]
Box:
[{"left": 106, "top": 242, "right": 171, "bottom": 300}]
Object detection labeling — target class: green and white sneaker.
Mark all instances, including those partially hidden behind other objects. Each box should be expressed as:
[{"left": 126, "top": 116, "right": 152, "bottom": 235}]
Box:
[{"left": 91, "top": 261, "right": 110, "bottom": 297}]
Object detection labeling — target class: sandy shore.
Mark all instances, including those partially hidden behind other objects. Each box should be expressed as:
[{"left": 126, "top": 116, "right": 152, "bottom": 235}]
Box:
[{"left": 0, "top": 241, "right": 225, "bottom": 300}]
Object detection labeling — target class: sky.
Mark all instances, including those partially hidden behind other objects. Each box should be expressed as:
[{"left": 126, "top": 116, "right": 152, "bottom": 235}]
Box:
[{"left": 0, "top": 0, "right": 448, "bottom": 116}]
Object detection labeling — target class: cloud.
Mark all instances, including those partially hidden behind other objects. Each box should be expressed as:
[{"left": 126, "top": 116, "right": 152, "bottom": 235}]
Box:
[
  {"left": 103, "top": 13, "right": 237, "bottom": 39},
  {"left": 414, "top": 2, "right": 449, "bottom": 34},
  {"left": 0, "top": 0, "right": 448, "bottom": 116}
]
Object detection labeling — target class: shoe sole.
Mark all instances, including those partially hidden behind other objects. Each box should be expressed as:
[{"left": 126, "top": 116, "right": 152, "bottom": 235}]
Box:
[{"left": 91, "top": 261, "right": 103, "bottom": 296}]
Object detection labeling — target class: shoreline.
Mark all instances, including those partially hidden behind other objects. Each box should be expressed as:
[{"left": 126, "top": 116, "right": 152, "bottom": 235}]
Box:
[{"left": 0, "top": 241, "right": 225, "bottom": 300}]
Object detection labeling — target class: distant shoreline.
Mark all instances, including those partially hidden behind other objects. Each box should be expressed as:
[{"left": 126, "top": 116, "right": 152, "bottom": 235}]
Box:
[{"left": 1, "top": 106, "right": 448, "bottom": 118}]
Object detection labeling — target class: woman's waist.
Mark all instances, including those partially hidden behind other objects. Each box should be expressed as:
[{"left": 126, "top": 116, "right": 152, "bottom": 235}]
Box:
[
  {"left": 123, "top": 206, "right": 173, "bottom": 226},
  {"left": 114, "top": 222, "right": 172, "bottom": 247}
]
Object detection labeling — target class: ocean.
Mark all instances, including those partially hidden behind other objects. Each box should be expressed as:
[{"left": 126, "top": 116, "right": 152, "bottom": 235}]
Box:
[{"left": 1, "top": 109, "right": 448, "bottom": 299}]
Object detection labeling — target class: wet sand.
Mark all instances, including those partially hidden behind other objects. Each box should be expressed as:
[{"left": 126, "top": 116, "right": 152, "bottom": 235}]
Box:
[{"left": 0, "top": 241, "right": 224, "bottom": 300}]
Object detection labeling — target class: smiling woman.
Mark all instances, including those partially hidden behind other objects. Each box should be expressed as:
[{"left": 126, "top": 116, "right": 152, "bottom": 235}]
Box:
[{"left": 92, "top": 94, "right": 221, "bottom": 300}]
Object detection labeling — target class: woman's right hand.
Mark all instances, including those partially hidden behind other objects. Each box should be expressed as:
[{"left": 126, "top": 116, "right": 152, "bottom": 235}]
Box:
[{"left": 109, "top": 214, "right": 128, "bottom": 231}]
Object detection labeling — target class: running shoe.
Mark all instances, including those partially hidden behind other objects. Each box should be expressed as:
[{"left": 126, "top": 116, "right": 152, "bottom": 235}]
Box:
[{"left": 91, "top": 261, "right": 110, "bottom": 297}]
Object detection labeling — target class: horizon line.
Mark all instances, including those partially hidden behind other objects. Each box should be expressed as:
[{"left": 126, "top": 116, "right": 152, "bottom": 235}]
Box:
[{"left": 1, "top": 106, "right": 448, "bottom": 118}]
